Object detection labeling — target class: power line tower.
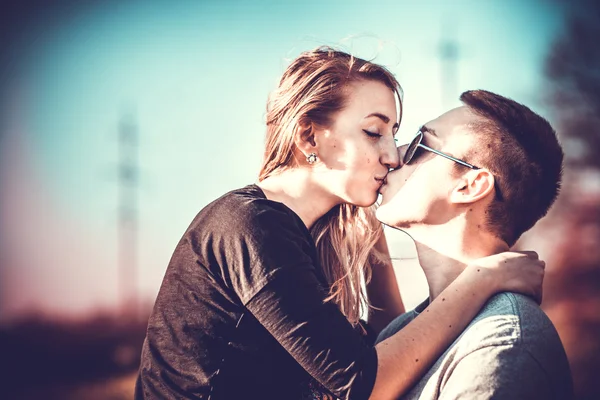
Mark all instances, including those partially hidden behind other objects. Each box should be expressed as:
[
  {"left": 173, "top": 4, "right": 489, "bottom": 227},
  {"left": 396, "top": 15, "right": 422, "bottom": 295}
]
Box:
[
  {"left": 118, "top": 109, "right": 139, "bottom": 318},
  {"left": 439, "top": 22, "right": 460, "bottom": 109}
]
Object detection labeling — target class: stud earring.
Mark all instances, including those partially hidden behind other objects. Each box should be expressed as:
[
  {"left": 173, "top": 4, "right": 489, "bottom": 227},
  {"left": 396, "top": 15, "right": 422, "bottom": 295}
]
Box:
[{"left": 306, "top": 152, "right": 318, "bottom": 164}]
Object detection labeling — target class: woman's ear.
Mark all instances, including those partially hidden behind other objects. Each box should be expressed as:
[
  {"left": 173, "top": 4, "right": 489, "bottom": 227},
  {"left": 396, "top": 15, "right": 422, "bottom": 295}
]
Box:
[
  {"left": 450, "top": 169, "right": 496, "bottom": 205},
  {"left": 293, "top": 119, "right": 317, "bottom": 157}
]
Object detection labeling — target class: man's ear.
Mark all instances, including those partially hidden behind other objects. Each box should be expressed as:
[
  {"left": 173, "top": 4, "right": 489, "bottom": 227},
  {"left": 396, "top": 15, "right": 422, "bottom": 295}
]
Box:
[
  {"left": 450, "top": 169, "right": 496, "bottom": 205},
  {"left": 293, "top": 119, "right": 318, "bottom": 158}
]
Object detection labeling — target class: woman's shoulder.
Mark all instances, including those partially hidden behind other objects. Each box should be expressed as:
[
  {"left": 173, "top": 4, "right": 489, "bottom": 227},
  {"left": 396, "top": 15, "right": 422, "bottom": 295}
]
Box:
[
  {"left": 190, "top": 184, "right": 307, "bottom": 237},
  {"left": 207, "top": 184, "right": 293, "bottom": 220}
]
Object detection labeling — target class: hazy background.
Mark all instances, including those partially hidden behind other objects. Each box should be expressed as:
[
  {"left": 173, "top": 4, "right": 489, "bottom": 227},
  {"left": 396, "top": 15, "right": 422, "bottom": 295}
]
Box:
[{"left": 1, "top": 0, "right": 598, "bottom": 399}]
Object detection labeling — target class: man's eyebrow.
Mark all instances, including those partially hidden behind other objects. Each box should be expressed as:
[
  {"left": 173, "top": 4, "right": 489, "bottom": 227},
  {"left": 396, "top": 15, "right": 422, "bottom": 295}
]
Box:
[
  {"left": 420, "top": 125, "right": 437, "bottom": 137},
  {"left": 366, "top": 112, "right": 400, "bottom": 130}
]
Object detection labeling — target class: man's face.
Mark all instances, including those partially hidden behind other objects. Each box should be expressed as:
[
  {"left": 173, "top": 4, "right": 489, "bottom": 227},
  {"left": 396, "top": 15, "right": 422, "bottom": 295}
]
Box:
[{"left": 376, "top": 106, "right": 480, "bottom": 228}]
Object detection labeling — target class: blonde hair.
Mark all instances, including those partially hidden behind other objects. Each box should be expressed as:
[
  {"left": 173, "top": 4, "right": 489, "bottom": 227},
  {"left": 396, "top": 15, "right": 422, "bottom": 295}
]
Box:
[{"left": 259, "top": 47, "right": 403, "bottom": 326}]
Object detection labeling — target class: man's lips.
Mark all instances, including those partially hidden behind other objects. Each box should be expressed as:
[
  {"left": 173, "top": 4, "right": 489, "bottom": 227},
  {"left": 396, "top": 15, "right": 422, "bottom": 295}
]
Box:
[{"left": 380, "top": 180, "right": 388, "bottom": 192}]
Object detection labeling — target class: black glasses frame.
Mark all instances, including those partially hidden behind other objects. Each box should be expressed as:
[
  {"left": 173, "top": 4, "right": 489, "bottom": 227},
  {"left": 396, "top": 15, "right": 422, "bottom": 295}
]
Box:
[{"left": 403, "top": 130, "right": 480, "bottom": 170}]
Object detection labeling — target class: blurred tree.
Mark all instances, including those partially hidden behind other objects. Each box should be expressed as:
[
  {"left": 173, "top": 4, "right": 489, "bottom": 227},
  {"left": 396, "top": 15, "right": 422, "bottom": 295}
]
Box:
[
  {"left": 541, "top": 1, "right": 600, "bottom": 399},
  {"left": 546, "top": 0, "right": 600, "bottom": 170}
]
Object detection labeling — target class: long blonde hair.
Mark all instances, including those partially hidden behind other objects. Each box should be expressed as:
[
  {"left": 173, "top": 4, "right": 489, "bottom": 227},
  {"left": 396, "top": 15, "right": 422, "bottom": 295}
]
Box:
[{"left": 259, "top": 47, "right": 403, "bottom": 326}]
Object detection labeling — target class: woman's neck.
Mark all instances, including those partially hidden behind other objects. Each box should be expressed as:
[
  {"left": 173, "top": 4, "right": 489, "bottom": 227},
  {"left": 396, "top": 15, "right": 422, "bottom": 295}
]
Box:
[{"left": 257, "top": 169, "right": 339, "bottom": 229}]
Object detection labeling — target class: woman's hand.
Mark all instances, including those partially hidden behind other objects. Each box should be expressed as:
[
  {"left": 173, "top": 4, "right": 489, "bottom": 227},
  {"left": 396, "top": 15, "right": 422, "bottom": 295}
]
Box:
[{"left": 465, "top": 251, "right": 545, "bottom": 304}]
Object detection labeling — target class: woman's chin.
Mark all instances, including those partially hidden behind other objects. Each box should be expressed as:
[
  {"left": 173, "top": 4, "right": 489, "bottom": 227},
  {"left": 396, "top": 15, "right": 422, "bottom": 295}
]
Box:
[
  {"left": 356, "top": 193, "right": 378, "bottom": 208},
  {"left": 343, "top": 189, "right": 379, "bottom": 208}
]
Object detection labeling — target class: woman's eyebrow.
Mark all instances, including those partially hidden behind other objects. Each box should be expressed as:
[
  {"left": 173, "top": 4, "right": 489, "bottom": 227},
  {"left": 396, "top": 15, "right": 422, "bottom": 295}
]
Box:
[{"left": 366, "top": 112, "right": 399, "bottom": 130}]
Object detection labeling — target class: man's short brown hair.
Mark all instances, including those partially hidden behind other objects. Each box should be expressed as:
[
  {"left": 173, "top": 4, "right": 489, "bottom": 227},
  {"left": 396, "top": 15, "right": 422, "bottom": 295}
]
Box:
[{"left": 459, "top": 90, "right": 564, "bottom": 246}]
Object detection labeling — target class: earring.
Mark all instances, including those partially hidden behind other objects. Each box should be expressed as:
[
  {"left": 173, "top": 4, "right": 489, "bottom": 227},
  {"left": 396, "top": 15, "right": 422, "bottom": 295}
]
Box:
[{"left": 306, "top": 152, "right": 318, "bottom": 164}]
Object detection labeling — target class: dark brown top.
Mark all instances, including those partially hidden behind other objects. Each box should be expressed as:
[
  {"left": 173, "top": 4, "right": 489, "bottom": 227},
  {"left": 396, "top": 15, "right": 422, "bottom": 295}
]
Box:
[{"left": 135, "top": 185, "right": 377, "bottom": 400}]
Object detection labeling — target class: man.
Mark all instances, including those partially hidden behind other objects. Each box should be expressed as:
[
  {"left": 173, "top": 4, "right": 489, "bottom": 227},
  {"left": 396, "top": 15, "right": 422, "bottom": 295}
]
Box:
[{"left": 376, "top": 90, "right": 573, "bottom": 399}]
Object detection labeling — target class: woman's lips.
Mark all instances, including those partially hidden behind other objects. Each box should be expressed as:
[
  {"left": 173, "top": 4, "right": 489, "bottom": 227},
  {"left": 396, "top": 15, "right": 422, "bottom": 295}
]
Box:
[{"left": 376, "top": 177, "right": 387, "bottom": 194}]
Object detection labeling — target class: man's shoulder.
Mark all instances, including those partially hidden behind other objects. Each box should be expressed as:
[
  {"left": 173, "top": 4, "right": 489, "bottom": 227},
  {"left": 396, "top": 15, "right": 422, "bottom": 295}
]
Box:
[
  {"left": 481, "top": 292, "right": 571, "bottom": 375},
  {"left": 458, "top": 292, "right": 559, "bottom": 350},
  {"left": 452, "top": 292, "right": 571, "bottom": 386},
  {"left": 397, "top": 294, "right": 573, "bottom": 400},
  {"left": 475, "top": 292, "right": 558, "bottom": 339},
  {"left": 419, "top": 293, "right": 572, "bottom": 399},
  {"left": 477, "top": 292, "right": 543, "bottom": 320}
]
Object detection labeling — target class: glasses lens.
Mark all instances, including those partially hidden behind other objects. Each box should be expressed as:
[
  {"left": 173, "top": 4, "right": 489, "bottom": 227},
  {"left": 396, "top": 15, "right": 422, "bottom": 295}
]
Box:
[{"left": 403, "top": 132, "right": 422, "bottom": 164}]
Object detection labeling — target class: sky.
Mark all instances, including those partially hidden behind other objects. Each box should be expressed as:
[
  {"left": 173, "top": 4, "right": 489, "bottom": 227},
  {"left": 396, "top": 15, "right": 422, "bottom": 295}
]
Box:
[{"left": 0, "top": 0, "right": 565, "bottom": 321}]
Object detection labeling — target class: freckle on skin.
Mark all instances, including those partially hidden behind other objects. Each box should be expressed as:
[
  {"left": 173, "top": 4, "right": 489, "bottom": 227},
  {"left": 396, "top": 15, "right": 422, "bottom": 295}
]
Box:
[
  {"left": 415, "top": 359, "right": 419, "bottom": 362},
  {"left": 449, "top": 325, "right": 452, "bottom": 328},
  {"left": 477, "top": 269, "right": 480, "bottom": 272},
  {"left": 442, "top": 298, "right": 445, "bottom": 301},
  {"left": 477, "top": 224, "right": 481, "bottom": 228},
  {"left": 469, "top": 208, "right": 473, "bottom": 212}
]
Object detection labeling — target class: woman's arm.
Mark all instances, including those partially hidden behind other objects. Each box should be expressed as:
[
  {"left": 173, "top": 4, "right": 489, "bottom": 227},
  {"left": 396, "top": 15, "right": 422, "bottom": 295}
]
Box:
[
  {"left": 366, "top": 230, "right": 405, "bottom": 335},
  {"left": 370, "top": 251, "right": 544, "bottom": 400},
  {"left": 230, "top": 204, "right": 544, "bottom": 399}
]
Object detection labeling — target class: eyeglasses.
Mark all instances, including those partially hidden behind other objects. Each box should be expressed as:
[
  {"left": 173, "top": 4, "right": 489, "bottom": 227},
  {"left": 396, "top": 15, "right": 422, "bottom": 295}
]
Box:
[
  {"left": 403, "top": 130, "right": 480, "bottom": 170},
  {"left": 403, "top": 130, "right": 504, "bottom": 200}
]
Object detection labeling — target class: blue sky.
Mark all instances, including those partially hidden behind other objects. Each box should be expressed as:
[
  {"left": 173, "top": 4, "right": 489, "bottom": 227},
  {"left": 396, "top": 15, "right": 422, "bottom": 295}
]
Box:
[{"left": 0, "top": 0, "right": 565, "bottom": 319}]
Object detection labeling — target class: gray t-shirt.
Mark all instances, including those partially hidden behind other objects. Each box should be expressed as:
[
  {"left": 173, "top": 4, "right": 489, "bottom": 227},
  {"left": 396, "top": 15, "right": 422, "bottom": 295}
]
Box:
[{"left": 377, "top": 292, "right": 573, "bottom": 399}]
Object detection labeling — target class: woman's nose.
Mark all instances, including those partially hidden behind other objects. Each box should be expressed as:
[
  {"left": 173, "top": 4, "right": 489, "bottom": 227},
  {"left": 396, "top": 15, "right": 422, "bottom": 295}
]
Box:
[
  {"left": 381, "top": 137, "right": 400, "bottom": 169},
  {"left": 396, "top": 144, "right": 408, "bottom": 168}
]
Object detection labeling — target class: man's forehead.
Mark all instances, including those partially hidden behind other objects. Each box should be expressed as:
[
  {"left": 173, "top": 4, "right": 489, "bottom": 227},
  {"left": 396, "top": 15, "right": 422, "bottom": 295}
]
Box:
[{"left": 424, "top": 106, "right": 479, "bottom": 138}]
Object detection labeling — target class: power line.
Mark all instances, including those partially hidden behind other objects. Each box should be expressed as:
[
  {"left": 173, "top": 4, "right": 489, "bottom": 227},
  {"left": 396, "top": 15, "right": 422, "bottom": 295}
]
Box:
[
  {"left": 118, "top": 109, "right": 139, "bottom": 317},
  {"left": 439, "top": 23, "right": 460, "bottom": 109}
]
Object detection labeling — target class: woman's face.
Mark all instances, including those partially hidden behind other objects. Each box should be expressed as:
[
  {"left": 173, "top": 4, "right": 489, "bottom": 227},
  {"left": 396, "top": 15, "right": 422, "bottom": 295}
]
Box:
[{"left": 313, "top": 79, "right": 400, "bottom": 207}]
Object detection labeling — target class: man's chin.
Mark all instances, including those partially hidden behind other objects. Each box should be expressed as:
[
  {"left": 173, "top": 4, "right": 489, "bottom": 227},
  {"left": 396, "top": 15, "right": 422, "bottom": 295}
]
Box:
[
  {"left": 375, "top": 206, "right": 414, "bottom": 230},
  {"left": 375, "top": 204, "right": 395, "bottom": 225}
]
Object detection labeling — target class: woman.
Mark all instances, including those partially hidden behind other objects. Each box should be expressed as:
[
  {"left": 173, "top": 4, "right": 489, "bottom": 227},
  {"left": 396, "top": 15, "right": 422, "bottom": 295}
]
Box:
[{"left": 135, "top": 47, "right": 544, "bottom": 400}]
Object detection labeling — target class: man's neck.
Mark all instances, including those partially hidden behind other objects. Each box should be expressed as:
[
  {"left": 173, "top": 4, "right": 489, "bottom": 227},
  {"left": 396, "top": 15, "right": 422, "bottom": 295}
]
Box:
[
  {"left": 257, "top": 169, "right": 338, "bottom": 230},
  {"left": 407, "top": 222, "right": 509, "bottom": 300}
]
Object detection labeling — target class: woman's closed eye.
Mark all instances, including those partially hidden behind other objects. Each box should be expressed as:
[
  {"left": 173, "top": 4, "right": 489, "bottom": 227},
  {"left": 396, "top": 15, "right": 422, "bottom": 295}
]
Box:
[{"left": 363, "top": 129, "right": 382, "bottom": 138}]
